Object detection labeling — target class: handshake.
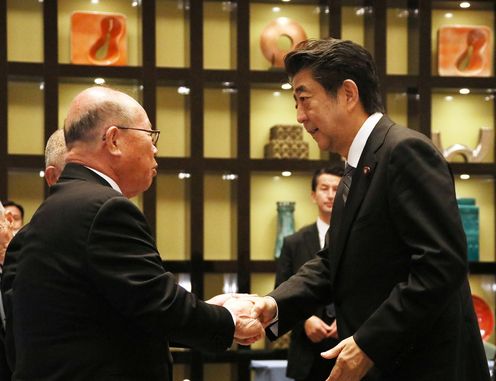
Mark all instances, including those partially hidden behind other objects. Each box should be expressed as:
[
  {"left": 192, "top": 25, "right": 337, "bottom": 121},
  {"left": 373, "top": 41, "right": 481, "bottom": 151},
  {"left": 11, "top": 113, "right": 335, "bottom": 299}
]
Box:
[{"left": 206, "top": 293, "right": 278, "bottom": 345}]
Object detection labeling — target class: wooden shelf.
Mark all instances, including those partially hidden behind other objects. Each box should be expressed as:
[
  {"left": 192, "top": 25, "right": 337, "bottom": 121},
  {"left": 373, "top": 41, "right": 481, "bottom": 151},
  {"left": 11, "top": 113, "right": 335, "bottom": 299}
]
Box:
[{"left": 2, "top": 1, "right": 496, "bottom": 379}]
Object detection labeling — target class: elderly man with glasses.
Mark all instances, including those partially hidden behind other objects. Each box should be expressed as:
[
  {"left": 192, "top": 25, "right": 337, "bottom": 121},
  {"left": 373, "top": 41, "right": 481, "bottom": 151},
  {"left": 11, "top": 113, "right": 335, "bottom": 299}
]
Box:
[{"left": 1, "top": 86, "right": 263, "bottom": 380}]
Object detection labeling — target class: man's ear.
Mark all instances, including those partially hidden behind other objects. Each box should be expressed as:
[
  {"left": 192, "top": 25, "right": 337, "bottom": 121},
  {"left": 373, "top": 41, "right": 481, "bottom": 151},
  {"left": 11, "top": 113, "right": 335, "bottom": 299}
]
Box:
[
  {"left": 45, "top": 166, "right": 61, "bottom": 187},
  {"left": 102, "top": 126, "right": 121, "bottom": 156},
  {"left": 341, "top": 79, "right": 360, "bottom": 111}
]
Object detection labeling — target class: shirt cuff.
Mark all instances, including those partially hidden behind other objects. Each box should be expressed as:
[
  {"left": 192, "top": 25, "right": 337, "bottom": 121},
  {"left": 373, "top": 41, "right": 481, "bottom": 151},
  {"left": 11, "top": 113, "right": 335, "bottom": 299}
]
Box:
[{"left": 266, "top": 296, "right": 279, "bottom": 336}]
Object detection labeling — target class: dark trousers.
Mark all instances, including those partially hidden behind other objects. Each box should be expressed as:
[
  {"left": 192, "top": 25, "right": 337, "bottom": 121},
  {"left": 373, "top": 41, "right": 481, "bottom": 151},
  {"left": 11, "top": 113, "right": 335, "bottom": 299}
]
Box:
[
  {"left": 295, "top": 336, "right": 337, "bottom": 381},
  {"left": 296, "top": 355, "right": 335, "bottom": 381}
]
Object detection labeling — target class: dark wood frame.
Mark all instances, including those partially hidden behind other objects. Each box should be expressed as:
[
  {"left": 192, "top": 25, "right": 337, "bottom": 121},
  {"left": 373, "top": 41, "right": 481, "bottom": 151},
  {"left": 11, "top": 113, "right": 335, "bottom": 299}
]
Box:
[{"left": 1, "top": 1, "right": 496, "bottom": 380}]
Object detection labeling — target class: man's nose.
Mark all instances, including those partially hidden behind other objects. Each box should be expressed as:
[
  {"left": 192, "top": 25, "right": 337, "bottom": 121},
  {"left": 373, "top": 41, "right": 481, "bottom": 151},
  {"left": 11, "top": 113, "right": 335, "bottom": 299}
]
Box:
[{"left": 296, "top": 107, "right": 307, "bottom": 124}]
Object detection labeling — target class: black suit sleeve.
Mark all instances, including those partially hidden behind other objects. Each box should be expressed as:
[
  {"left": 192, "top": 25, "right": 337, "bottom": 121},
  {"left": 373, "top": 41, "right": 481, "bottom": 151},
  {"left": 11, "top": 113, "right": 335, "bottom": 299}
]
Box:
[
  {"left": 86, "top": 197, "right": 234, "bottom": 353},
  {"left": 2, "top": 228, "right": 25, "bottom": 371},
  {"left": 269, "top": 248, "right": 334, "bottom": 336}
]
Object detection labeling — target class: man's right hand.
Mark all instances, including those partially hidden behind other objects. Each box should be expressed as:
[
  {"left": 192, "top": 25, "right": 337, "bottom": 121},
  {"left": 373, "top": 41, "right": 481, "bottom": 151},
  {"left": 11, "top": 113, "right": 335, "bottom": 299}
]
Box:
[
  {"left": 250, "top": 296, "right": 278, "bottom": 328},
  {"left": 211, "top": 295, "right": 265, "bottom": 346},
  {"left": 304, "top": 315, "right": 334, "bottom": 343}
]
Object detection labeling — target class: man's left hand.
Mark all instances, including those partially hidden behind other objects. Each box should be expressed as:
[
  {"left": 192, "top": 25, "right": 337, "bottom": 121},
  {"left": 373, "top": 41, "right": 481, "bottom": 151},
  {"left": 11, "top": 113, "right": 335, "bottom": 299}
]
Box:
[{"left": 321, "top": 336, "right": 374, "bottom": 381}]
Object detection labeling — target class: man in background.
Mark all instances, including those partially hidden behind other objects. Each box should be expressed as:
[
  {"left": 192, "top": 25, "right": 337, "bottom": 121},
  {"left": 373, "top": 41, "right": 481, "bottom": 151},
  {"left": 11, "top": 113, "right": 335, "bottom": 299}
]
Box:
[
  {"left": 275, "top": 165, "right": 343, "bottom": 381},
  {"left": 1, "top": 201, "right": 23, "bottom": 235},
  {"left": 44, "top": 128, "right": 67, "bottom": 186},
  {"left": 2, "top": 86, "right": 262, "bottom": 380},
  {"left": 0, "top": 128, "right": 77, "bottom": 377}
]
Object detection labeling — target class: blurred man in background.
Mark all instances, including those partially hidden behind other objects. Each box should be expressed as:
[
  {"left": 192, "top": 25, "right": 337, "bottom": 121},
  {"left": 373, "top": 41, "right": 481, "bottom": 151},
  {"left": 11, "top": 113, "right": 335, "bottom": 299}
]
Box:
[{"left": 275, "top": 165, "right": 343, "bottom": 381}]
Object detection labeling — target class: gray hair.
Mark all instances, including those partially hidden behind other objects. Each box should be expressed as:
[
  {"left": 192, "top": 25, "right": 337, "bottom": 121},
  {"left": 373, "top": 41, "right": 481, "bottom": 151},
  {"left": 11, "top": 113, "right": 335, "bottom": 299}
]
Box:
[{"left": 45, "top": 129, "right": 67, "bottom": 170}]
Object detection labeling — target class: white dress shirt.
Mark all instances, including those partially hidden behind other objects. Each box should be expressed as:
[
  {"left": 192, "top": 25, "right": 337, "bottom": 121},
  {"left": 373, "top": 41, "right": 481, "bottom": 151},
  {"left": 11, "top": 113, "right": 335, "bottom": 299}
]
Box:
[
  {"left": 347, "top": 112, "right": 383, "bottom": 166},
  {"left": 316, "top": 217, "right": 330, "bottom": 250},
  {"left": 85, "top": 166, "right": 123, "bottom": 194}
]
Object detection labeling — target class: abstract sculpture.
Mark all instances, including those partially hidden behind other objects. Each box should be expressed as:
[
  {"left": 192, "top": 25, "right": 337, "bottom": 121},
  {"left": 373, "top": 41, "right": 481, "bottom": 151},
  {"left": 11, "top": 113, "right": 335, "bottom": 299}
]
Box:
[
  {"left": 431, "top": 128, "right": 494, "bottom": 162},
  {"left": 260, "top": 17, "right": 307, "bottom": 68}
]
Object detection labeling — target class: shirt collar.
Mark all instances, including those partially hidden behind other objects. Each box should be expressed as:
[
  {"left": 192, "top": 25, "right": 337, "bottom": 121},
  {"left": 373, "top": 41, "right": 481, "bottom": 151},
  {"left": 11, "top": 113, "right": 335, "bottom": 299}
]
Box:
[
  {"left": 85, "top": 166, "right": 122, "bottom": 194},
  {"left": 347, "top": 112, "right": 383, "bottom": 167},
  {"left": 316, "top": 217, "right": 330, "bottom": 250}
]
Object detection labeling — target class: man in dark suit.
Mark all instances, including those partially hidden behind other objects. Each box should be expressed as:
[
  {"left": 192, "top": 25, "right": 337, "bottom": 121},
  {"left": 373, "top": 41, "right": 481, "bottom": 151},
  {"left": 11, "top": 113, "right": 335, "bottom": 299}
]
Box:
[
  {"left": 251, "top": 38, "right": 490, "bottom": 381},
  {"left": 1, "top": 86, "right": 263, "bottom": 380},
  {"left": 0, "top": 129, "right": 67, "bottom": 379},
  {"left": 275, "top": 166, "right": 342, "bottom": 381}
]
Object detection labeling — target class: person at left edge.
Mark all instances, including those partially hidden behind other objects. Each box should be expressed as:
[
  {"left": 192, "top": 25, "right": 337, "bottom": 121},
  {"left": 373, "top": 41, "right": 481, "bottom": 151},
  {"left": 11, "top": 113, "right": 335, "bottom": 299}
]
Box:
[
  {"left": 0, "top": 128, "right": 69, "bottom": 376},
  {"left": 0, "top": 203, "right": 14, "bottom": 380},
  {"left": 1, "top": 201, "right": 23, "bottom": 235},
  {"left": 1, "top": 86, "right": 263, "bottom": 381}
]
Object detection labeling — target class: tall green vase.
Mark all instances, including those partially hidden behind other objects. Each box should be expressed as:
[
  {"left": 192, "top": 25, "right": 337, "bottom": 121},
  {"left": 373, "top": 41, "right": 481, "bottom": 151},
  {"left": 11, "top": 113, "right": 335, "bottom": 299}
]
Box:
[{"left": 274, "top": 201, "right": 295, "bottom": 259}]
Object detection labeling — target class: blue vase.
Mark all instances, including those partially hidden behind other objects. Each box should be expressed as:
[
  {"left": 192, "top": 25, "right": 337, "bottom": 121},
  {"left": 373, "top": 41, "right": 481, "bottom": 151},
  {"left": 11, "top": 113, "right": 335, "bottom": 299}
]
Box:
[
  {"left": 274, "top": 201, "right": 295, "bottom": 259},
  {"left": 457, "top": 198, "right": 479, "bottom": 262}
]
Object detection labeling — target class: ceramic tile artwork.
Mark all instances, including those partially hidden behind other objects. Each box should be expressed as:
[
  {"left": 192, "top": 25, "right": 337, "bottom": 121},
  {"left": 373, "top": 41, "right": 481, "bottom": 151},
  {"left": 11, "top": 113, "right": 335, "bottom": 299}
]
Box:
[
  {"left": 71, "top": 11, "right": 127, "bottom": 66},
  {"left": 438, "top": 25, "right": 492, "bottom": 77}
]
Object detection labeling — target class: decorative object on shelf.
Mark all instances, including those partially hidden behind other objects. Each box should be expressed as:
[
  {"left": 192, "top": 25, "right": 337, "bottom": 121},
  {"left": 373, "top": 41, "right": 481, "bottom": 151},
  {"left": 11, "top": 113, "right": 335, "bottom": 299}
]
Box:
[
  {"left": 71, "top": 11, "right": 127, "bottom": 66},
  {"left": 431, "top": 128, "right": 494, "bottom": 162},
  {"left": 438, "top": 25, "right": 492, "bottom": 77},
  {"left": 260, "top": 17, "right": 307, "bottom": 68},
  {"left": 274, "top": 202, "right": 295, "bottom": 259},
  {"left": 222, "top": 273, "right": 238, "bottom": 294},
  {"left": 264, "top": 125, "right": 309, "bottom": 159},
  {"left": 457, "top": 198, "right": 479, "bottom": 262},
  {"left": 472, "top": 294, "right": 494, "bottom": 341}
]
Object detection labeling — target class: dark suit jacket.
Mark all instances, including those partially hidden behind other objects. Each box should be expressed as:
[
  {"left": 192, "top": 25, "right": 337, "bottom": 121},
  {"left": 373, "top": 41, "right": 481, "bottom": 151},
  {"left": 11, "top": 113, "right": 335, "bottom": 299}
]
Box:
[
  {"left": 275, "top": 223, "right": 338, "bottom": 380},
  {"left": 269, "top": 116, "right": 490, "bottom": 381},
  {"left": 1, "top": 164, "right": 234, "bottom": 381},
  {"left": 0, "top": 269, "right": 11, "bottom": 380}
]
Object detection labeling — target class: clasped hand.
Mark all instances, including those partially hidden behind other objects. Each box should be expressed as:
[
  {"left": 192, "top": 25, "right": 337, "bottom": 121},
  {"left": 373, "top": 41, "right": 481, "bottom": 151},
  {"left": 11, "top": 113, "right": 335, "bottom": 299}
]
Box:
[
  {"left": 206, "top": 294, "right": 277, "bottom": 345},
  {"left": 207, "top": 294, "right": 374, "bottom": 381}
]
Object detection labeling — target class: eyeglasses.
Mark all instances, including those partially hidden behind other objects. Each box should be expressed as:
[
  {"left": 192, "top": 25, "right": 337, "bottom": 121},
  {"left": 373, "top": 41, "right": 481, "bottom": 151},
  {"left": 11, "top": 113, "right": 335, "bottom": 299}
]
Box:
[{"left": 112, "top": 126, "right": 161, "bottom": 146}]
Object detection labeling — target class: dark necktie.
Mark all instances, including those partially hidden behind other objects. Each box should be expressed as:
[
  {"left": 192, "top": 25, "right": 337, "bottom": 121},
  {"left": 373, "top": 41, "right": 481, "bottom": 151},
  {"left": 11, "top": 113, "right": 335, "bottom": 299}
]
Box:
[{"left": 342, "top": 164, "right": 355, "bottom": 205}]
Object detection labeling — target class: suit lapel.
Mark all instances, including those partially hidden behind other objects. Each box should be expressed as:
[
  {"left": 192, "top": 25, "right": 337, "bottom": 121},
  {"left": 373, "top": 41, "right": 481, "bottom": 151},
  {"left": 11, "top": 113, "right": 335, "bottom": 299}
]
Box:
[{"left": 329, "top": 116, "right": 394, "bottom": 284}]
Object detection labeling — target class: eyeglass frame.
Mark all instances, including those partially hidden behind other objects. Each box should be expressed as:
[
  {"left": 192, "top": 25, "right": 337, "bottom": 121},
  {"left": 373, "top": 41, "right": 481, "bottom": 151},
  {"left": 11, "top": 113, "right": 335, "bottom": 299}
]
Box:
[{"left": 103, "top": 125, "right": 161, "bottom": 146}]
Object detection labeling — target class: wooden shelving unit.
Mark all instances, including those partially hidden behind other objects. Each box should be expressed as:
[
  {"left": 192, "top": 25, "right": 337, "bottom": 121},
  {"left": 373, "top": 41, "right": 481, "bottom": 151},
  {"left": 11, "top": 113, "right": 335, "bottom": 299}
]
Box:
[{"left": 1, "top": 1, "right": 496, "bottom": 380}]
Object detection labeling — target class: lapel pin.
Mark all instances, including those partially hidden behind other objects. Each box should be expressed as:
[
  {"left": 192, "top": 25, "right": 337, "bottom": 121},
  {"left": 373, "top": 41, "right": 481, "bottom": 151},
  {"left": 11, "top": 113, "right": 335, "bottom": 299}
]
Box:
[{"left": 363, "top": 166, "right": 372, "bottom": 175}]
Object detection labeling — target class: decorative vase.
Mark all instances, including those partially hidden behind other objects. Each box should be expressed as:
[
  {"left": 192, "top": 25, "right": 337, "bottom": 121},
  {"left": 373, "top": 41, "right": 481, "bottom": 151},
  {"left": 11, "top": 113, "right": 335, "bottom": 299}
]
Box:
[
  {"left": 457, "top": 198, "right": 479, "bottom": 261},
  {"left": 274, "top": 201, "right": 295, "bottom": 259}
]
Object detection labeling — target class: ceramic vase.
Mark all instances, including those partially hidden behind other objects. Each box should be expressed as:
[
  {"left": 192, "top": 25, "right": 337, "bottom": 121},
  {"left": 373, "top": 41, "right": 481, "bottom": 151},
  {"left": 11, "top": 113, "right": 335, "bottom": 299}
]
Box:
[{"left": 274, "top": 201, "right": 295, "bottom": 259}]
